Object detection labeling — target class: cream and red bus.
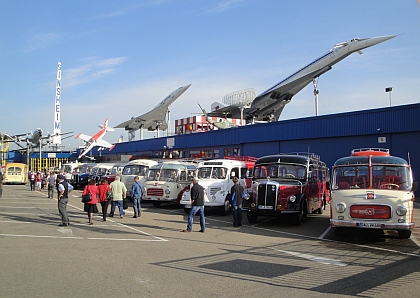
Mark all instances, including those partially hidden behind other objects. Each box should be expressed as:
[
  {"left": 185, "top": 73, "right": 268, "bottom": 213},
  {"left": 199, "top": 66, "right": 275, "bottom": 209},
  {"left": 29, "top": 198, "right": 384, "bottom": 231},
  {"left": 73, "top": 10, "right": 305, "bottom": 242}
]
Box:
[
  {"left": 143, "top": 161, "right": 197, "bottom": 207},
  {"left": 329, "top": 148, "right": 417, "bottom": 239},
  {"left": 121, "top": 159, "right": 158, "bottom": 197}
]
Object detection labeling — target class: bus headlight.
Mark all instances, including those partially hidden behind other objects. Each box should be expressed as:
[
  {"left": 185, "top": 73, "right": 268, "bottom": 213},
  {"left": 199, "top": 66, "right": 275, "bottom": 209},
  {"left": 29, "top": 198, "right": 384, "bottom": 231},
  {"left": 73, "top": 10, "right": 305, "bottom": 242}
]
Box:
[
  {"left": 289, "top": 195, "right": 296, "bottom": 203},
  {"left": 165, "top": 189, "right": 170, "bottom": 194},
  {"left": 335, "top": 203, "right": 346, "bottom": 213},
  {"left": 396, "top": 206, "right": 407, "bottom": 216},
  {"left": 244, "top": 193, "right": 250, "bottom": 201}
]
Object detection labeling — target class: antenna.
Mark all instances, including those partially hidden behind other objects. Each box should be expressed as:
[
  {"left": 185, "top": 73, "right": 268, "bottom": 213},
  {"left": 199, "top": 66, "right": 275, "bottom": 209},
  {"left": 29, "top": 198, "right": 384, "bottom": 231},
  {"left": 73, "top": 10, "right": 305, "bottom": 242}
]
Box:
[{"left": 222, "top": 88, "right": 256, "bottom": 125}]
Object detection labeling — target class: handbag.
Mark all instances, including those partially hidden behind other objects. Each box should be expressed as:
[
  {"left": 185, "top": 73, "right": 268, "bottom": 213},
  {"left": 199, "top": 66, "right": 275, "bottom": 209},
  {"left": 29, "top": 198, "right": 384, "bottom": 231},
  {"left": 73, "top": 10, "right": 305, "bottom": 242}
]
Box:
[
  {"left": 123, "top": 198, "right": 128, "bottom": 210},
  {"left": 81, "top": 193, "right": 92, "bottom": 203},
  {"left": 106, "top": 190, "right": 113, "bottom": 201}
]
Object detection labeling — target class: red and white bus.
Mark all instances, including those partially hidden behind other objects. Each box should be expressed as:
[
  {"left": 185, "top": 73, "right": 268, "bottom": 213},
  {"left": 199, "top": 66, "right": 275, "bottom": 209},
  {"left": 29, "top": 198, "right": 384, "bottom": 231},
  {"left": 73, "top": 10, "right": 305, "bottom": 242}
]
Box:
[
  {"left": 243, "top": 153, "right": 330, "bottom": 225},
  {"left": 329, "top": 148, "right": 417, "bottom": 238}
]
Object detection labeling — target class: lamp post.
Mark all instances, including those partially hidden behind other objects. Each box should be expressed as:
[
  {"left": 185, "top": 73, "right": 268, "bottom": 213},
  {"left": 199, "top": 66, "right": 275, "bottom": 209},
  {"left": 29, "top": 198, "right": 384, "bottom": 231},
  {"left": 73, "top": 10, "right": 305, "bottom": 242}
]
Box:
[{"left": 385, "top": 87, "right": 393, "bottom": 107}]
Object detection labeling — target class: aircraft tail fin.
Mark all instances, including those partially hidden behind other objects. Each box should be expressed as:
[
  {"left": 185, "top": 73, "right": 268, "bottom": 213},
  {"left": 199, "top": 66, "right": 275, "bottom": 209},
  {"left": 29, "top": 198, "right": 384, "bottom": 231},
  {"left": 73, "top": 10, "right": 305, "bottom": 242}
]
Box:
[{"left": 211, "top": 102, "right": 226, "bottom": 112}]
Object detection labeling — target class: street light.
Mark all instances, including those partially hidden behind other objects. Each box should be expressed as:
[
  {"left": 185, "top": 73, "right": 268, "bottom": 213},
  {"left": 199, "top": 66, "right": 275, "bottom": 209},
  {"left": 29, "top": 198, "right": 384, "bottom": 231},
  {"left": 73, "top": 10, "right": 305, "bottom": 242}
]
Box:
[{"left": 385, "top": 87, "right": 393, "bottom": 107}]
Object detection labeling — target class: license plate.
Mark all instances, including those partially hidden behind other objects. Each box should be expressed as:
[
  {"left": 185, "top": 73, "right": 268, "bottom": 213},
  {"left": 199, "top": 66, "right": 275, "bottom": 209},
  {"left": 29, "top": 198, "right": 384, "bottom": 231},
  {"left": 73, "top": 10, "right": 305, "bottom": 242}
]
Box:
[
  {"left": 359, "top": 222, "right": 382, "bottom": 229},
  {"left": 258, "top": 205, "right": 273, "bottom": 210}
]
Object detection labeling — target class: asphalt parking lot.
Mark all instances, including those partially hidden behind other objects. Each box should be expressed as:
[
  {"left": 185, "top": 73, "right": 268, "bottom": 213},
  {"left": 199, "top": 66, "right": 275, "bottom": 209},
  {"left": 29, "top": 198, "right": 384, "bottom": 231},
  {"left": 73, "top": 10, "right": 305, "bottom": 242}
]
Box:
[{"left": 1, "top": 184, "right": 420, "bottom": 298}]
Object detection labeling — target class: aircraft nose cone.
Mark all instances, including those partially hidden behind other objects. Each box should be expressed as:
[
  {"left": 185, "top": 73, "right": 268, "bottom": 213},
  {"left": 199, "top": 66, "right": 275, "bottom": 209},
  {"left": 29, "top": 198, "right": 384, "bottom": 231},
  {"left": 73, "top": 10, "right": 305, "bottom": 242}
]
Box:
[{"left": 348, "top": 35, "right": 396, "bottom": 52}]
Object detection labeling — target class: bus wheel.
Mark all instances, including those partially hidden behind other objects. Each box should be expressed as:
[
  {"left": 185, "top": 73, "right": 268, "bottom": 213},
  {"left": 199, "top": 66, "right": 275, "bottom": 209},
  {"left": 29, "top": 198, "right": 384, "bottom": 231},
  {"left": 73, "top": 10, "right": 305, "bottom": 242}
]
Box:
[
  {"left": 184, "top": 207, "right": 191, "bottom": 214},
  {"left": 219, "top": 198, "right": 231, "bottom": 216},
  {"left": 317, "top": 201, "right": 324, "bottom": 214},
  {"left": 292, "top": 205, "right": 304, "bottom": 226},
  {"left": 247, "top": 212, "right": 258, "bottom": 224},
  {"left": 398, "top": 230, "right": 411, "bottom": 239},
  {"left": 152, "top": 201, "right": 162, "bottom": 207}
]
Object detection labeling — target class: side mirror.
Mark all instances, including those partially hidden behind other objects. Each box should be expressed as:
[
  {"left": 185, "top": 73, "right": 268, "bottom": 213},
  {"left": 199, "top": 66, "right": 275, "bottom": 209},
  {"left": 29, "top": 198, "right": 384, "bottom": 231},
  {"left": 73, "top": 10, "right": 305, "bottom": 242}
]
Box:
[{"left": 412, "top": 182, "right": 418, "bottom": 192}]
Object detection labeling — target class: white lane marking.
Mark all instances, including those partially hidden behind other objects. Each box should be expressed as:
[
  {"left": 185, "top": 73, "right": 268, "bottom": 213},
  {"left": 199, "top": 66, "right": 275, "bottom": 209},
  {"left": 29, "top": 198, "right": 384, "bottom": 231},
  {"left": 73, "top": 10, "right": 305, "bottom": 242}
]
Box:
[
  {"left": 0, "top": 233, "right": 163, "bottom": 242},
  {"left": 272, "top": 248, "right": 347, "bottom": 266},
  {"left": 0, "top": 234, "right": 83, "bottom": 240},
  {"left": 318, "top": 225, "right": 331, "bottom": 239},
  {"left": 86, "top": 237, "right": 165, "bottom": 242},
  {"left": 57, "top": 227, "right": 73, "bottom": 237},
  {"left": 409, "top": 235, "right": 420, "bottom": 248}
]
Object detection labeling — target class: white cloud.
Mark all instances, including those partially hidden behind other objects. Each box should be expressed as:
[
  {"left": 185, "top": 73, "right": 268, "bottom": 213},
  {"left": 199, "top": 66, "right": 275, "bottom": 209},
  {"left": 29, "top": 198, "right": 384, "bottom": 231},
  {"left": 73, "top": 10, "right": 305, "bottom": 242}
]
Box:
[
  {"left": 209, "top": 0, "right": 246, "bottom": 13},
  {"left": 25, "top": 32, "right": 64, "bottom": 52},
  {"left": 64, "top": 57, "right": 127, "bottom": 88}
]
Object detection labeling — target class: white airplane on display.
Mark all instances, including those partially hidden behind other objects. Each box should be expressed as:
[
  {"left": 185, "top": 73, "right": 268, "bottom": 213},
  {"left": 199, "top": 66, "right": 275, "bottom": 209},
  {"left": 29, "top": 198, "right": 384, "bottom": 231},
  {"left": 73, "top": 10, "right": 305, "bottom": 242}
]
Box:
[
  {"left": 208, "top": 35, "right": 396, "bottom": 122},
  {"left": 116, "top": 84, "right": 191, "bottom": 139},
  {"left": 75, "top": 118, "right": 115, "bottom": 159}
]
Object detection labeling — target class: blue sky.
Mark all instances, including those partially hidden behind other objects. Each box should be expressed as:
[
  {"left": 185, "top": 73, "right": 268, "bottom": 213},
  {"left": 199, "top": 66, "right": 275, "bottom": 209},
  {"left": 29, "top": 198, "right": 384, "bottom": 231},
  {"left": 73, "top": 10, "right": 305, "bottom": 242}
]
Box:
[{"left": 1, "top": 0, "right": 420, "bottom": 149}]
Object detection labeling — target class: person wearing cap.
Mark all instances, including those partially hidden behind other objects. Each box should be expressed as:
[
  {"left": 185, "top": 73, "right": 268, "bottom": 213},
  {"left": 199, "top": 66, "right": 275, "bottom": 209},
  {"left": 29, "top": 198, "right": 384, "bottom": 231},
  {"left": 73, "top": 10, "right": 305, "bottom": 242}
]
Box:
[
  {"left": 183, "top": 177, "right": 205, "bottom": 233},
  {"left": 56, "top": 174, "right": 74, "bottom": 226}
]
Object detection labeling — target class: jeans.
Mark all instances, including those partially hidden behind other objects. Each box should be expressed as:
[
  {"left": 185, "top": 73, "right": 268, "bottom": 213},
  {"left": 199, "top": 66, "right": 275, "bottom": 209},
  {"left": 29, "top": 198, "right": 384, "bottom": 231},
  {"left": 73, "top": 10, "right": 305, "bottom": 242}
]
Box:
[
  {"left": 187, "top": 205, "right": 205, "bottom": 231},
  {"left": 110, "top": 200, "right": 123, "bottom": 216},
  {"left": 58, "top": 197, "right": 69, "bottom": 225},
  {"left": 232, "top": 204, "right": 242, "bottom": 227},
  {"left": 48, "top": 186, "right": 54, "bottom": 198},
  {"left": 132, "top": 196, "right": 141, "bottom": 216}
]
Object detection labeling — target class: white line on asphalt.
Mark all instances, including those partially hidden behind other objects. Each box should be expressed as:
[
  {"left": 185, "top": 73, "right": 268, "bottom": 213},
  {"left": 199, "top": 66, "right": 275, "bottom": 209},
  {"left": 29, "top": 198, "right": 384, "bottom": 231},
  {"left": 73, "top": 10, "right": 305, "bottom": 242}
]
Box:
[
  {"left": 272, "top": 248, "right": 347, "bottom": 266},
  {"left": 0, "top": 234, "right": 84, "bottom": 240},
  {"left": 318, "top": 226, "right": 331, "bottom": 239}
]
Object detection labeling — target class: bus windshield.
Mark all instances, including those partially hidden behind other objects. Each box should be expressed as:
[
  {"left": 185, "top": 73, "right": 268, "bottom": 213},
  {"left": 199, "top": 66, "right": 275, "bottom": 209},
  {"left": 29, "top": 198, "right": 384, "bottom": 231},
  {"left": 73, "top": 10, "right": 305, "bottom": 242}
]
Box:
[
  {"left": 253, "top": 164, "right": 307, "bottom": 180},
  {"left": 197, "top": 167, "right": 228, "bottom": 180}
]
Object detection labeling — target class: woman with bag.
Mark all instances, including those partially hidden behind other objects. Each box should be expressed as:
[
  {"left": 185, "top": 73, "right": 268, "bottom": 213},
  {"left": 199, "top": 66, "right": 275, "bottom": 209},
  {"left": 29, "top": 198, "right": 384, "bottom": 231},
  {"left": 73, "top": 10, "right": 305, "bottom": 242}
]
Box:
[
  {"left": 97, "top": 177, "right": 111, "bottom": 222},
  {"left": 82, "top": 179, "right": 99, "bottom": 225}
]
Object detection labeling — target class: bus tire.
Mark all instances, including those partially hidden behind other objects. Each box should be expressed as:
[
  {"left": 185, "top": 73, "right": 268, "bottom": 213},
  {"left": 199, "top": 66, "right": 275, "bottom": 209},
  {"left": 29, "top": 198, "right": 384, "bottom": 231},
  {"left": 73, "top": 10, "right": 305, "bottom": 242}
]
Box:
[
  {"left": 184, "top": 207, "right": 191, "bottom": 214},
  {"left": 152, "top": 201, "right": 162, "bottom": 207},
  {"left": 397, "top": 230, "right": 411, "bottom": 239},
  {"left": 219, "top": 198, "right": 231, "bottom": 216},
  {"left": 247, "top": 212, "right": 258, "bottom": 224},
  {"left": 292, "top": 203, "right": 305, "bottom": 226}
]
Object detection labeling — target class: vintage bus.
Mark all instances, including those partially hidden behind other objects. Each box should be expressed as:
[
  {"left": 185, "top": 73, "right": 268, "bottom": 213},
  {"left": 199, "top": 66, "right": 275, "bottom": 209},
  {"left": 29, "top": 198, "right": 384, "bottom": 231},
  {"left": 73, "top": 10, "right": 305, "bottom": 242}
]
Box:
[
  {"left": 329, "top": 148, "right": 417, "bottom": 239},
  {"left": 3, "top": 162, "right": 28, "bottom": 184},
  {"left": 143, "top": 161, "right": 197, "bottom": 207},
  {"left": 102, "top": 162, "right": 128, "bottom": 184},
  {"left": 121, "top": 159, "right": 158, "bottom": 197},
  {"left": 243, "top": 153, "right": 330, "bottom": 225},
  {"left": 180, "top": 156, "right": 257, "bottom": 215}
]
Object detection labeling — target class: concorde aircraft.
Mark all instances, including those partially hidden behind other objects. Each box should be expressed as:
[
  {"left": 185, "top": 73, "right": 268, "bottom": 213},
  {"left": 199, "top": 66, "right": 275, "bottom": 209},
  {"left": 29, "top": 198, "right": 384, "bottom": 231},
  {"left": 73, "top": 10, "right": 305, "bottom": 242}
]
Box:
[
  {"left": 208, "top": 35, "right": 396, "bottom": 122},
  {"left": 115, "top": 84, "right": 191, "bottom": 136},
  {"left": 75, "top": 118, "right": 115, "bottom": 159}
]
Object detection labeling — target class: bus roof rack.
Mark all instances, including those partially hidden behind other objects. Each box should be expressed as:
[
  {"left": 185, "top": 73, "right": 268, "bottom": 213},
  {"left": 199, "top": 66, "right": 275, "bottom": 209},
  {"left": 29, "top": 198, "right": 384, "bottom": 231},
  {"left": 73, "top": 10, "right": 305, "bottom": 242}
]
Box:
[
  {"left": 351, "top": 148, "right": 389, "bottom": 154},
  {"left": 224, "top": 156, "right": 258, "bottom": 162},
  {"left": 278, "top": 152, "right": 320, "bottom": 161}
]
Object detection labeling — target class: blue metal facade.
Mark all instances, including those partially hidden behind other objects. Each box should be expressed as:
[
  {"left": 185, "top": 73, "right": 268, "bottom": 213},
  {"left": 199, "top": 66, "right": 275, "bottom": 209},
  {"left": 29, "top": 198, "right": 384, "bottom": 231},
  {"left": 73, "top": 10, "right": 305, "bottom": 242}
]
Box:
[{"left": 91, "top": 103, "right": 420, "bottom": 180}]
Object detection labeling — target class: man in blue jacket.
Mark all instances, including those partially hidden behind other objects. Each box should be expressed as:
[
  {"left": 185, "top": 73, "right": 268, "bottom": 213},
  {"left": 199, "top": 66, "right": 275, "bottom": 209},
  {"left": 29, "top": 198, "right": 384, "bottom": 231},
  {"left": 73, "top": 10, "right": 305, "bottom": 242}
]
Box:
[{"left": 131, "top": 176, "right": 142, "bottom": 218}]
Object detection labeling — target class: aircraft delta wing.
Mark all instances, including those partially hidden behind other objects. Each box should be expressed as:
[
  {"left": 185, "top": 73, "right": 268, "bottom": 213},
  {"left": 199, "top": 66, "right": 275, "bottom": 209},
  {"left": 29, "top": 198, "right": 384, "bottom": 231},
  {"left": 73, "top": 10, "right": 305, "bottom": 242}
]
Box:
[
  {"left": 115, "top": 84, "right": 191, "bottom": 132},
  {"left": 208, "top": 35, "right": 396, "bottom": 122}
]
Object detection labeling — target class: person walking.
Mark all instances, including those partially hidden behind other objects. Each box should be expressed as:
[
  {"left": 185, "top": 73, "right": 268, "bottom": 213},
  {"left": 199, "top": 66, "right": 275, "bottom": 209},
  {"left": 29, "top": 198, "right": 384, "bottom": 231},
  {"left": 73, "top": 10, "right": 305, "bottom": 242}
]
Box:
[
  {"left": 82, "top": 179, "right": 99, "bottom": 225},
  {"left": 109, "top": 176, "right": 127, "bottom": 218},
  {"left": 97, "top": 177, "right": 111, "bottom": 221},
  {"left": 131, "top": 176, "right": 142, "bottom": 218},
  {"left": 229, "top": 176, "right": 244, "bottom": 227},
  {"left": 56, "top": 174, "right": 74, "bottom": 226},
  {"left": 46, "top": 172, "right": 56, "bottom": 198},
  {"left": 29, "top": 171, "right": 36, "bottom": 191},
  {"left": 183, "top": 177, "right": 205, "bottom": 233},
  {"left": 35, "top": 171, "right": 43, "bottom": 191},
  {"left": 0, "top": 168, "right": 3, "bottom": 198}
]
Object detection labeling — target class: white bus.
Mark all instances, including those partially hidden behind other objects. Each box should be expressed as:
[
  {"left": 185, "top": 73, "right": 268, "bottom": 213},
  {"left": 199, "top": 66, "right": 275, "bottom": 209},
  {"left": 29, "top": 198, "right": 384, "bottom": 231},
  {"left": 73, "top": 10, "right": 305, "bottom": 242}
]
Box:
[
  {"left": 121, "top": 159, "right": 158, "bottom": 196},
  {"left": 180, "top": 157, "right": 256, "bottom": 215},
  {"left": 143, "top": 161, "right": 197, "bottom": 207}
]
